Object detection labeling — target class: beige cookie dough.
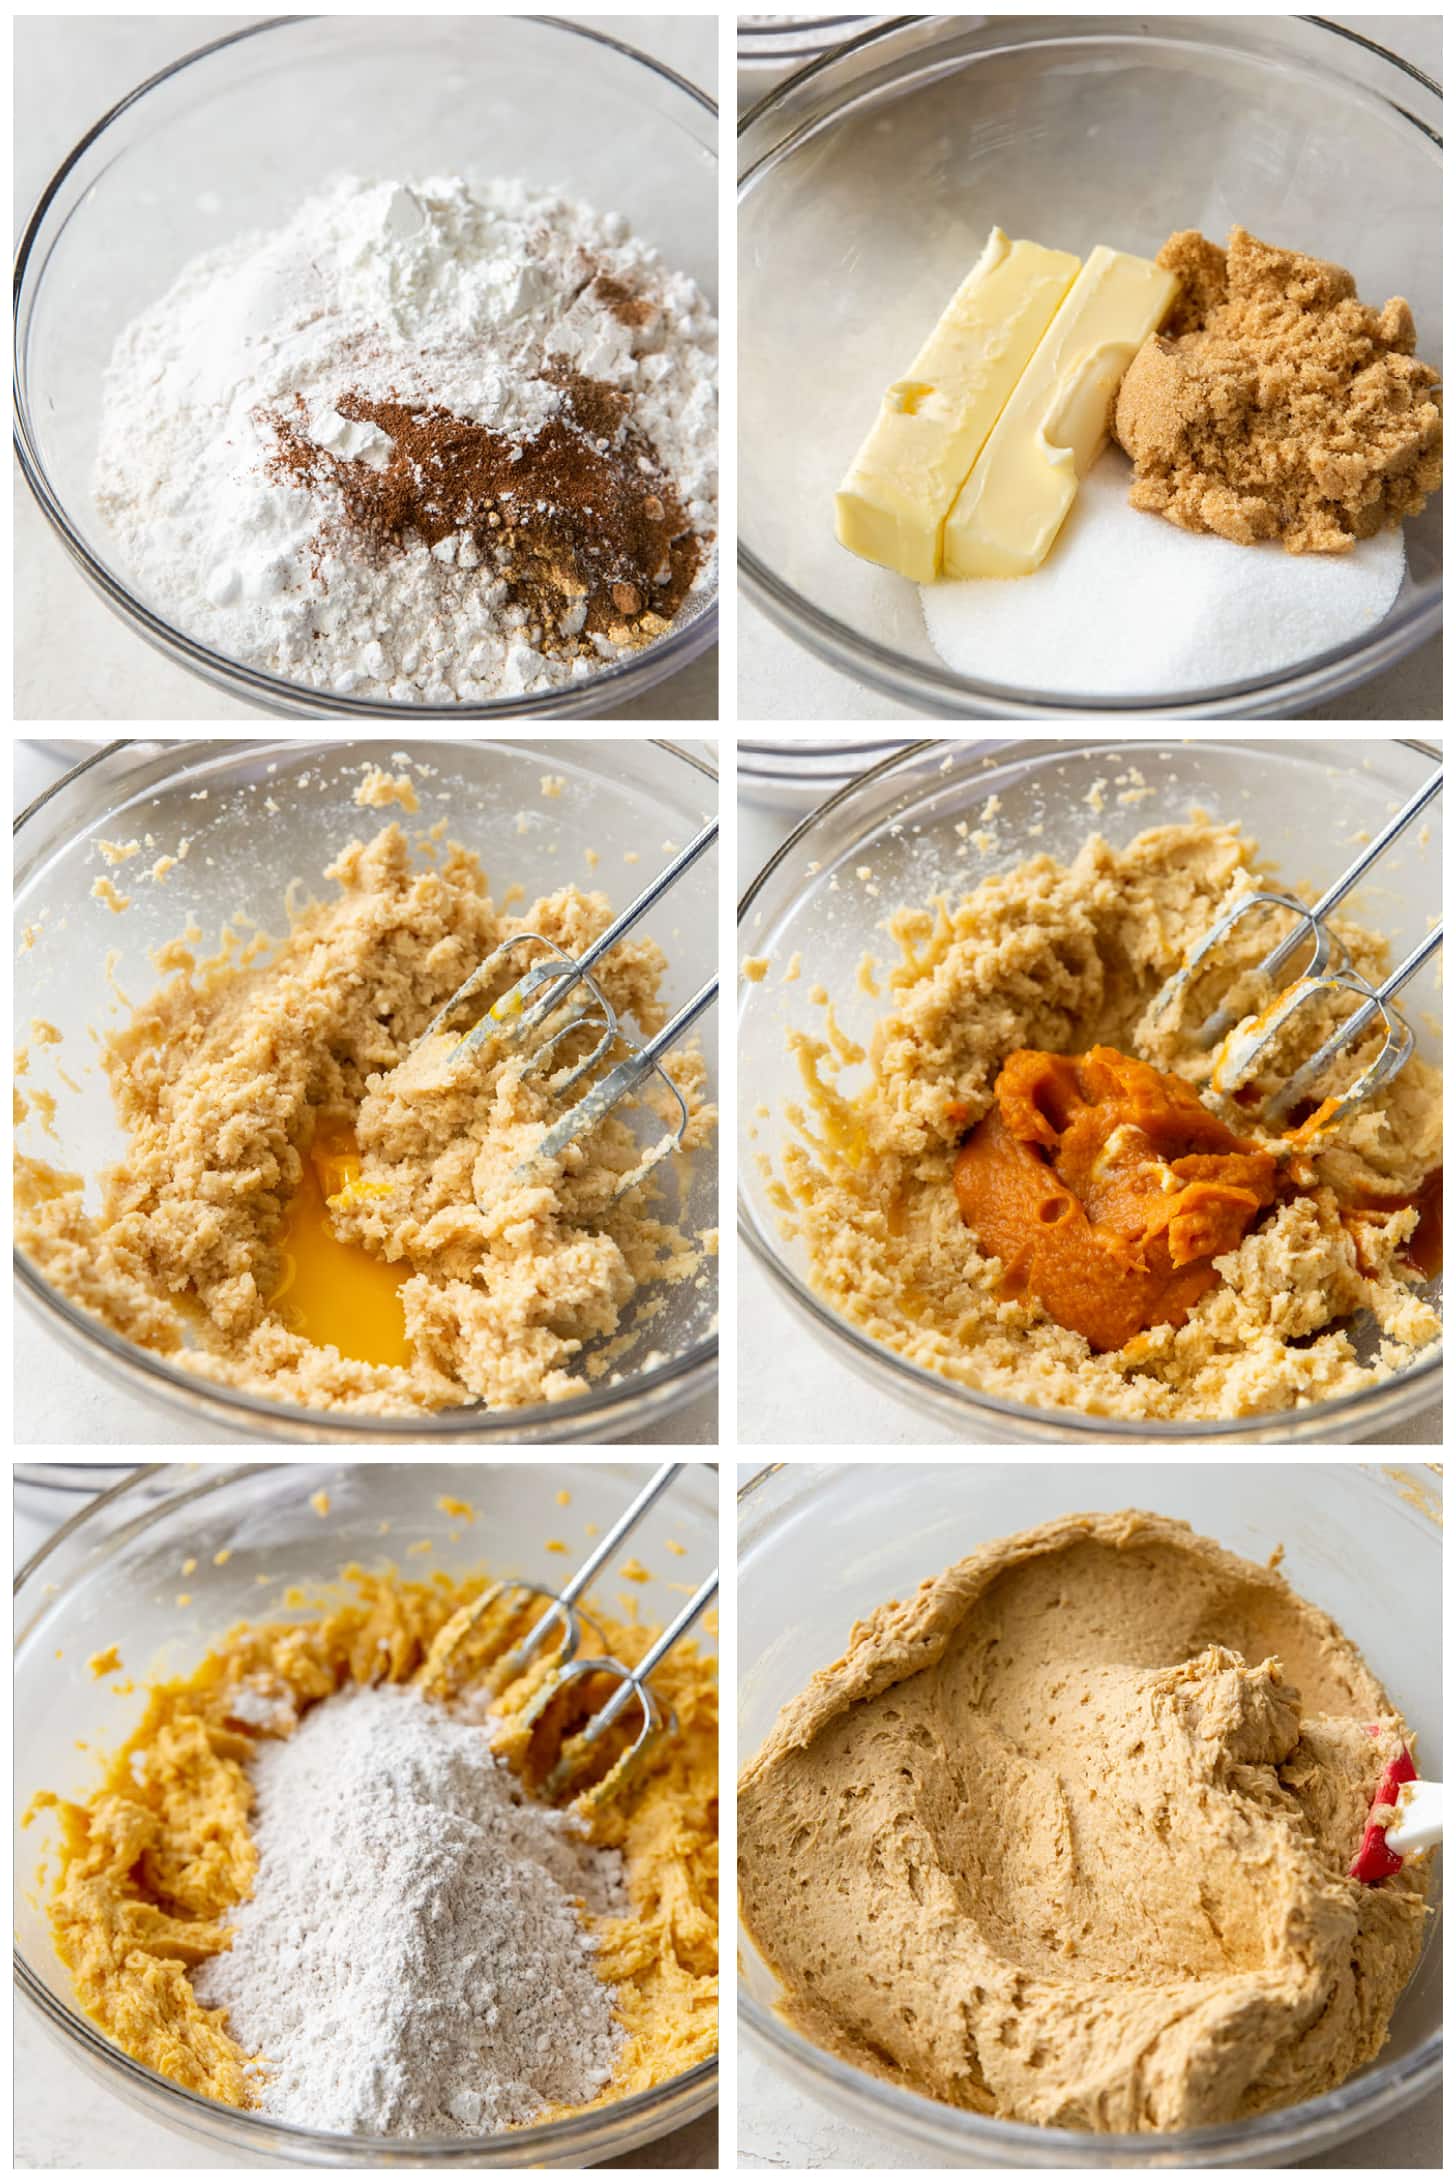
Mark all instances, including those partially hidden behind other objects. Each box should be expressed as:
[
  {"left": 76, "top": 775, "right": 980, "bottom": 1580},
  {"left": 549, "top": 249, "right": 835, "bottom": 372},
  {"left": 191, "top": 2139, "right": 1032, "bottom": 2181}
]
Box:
[
  {"left": 739, "top": 1509, "right": 1428, "bottom": 2132},
  {"left": 16, "top": 823, "right": 713, "bottom": 1415},
  {"left": 770, "top": 823, "right": 1439, "bottom": 1421}
]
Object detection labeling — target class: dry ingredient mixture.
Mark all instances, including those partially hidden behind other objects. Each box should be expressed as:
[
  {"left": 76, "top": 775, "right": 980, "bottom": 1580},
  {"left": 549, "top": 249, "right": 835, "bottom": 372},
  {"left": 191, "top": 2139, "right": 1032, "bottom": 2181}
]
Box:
[
  {"left": 35, "top": 1565, "right": 718, "bottom": 2135},
  {"left": 739, "top": 1509, "right": 1429, "bottom": 2132},
  {"left": 193, "top": 1685, "right": 626, "bottom": 2135},
  {"left": 15, "top": 807, "right": 715, "bottom": 1417},
  {"left": 766, "top": 822, "right": 1440, "bottom": 1421},
  {"left": 1116, "top": 226, "right": 1443, "bottom": 553},
  {"left": 95, "top": 177, "right": 717, "bottom": 703}
]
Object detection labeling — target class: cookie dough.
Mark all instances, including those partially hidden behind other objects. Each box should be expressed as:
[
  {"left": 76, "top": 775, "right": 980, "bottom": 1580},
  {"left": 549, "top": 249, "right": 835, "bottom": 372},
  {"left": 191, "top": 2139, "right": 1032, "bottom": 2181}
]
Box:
[
  {"left": 738, "top": 1509, "right": 1428, "bottom": 2132},
  {"left": 771, "top": 823, "right": 1440, "bottom": 1421},
  {"left": 37, "top": 1567, "right": 718, "bottom": 2115},
  {"left": 15, "top": 822, "right": 714, "bottom": 1415}
]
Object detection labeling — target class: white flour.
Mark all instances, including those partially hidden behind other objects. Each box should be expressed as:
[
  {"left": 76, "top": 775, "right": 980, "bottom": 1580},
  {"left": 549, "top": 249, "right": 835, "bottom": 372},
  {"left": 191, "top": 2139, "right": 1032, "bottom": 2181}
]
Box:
[
  {"left": 921, "top": 448, "right": 1405, "bottom": 700},
  {"left": 192, "top": 1683, "right": 626, "bottom": 2138},
  {"left": 95, "top": 175, "right": 717, "bottom": 703}
]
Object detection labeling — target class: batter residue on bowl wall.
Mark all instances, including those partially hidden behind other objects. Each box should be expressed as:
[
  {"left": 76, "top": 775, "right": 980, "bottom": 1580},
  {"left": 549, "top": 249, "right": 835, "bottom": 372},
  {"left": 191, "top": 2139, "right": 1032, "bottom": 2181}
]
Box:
[
  {"left": 33, "top": 1564, "right": 717, "bottom": 2128},
  {"left": 766, "top": 820, "right": 1439, "bottom": 1421},
  {"left": 739, "top": 1508, "right": 1429, "bottom": 2132},
  {"left": 15, "top": 792, "right": 715, "bottom": 1417}
]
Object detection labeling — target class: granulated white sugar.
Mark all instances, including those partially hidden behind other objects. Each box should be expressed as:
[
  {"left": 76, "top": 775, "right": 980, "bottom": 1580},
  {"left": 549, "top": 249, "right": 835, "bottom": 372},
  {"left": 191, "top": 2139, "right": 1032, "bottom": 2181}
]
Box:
[{"left": 920, "top": 450, "right": 1405, "bottom": 700}]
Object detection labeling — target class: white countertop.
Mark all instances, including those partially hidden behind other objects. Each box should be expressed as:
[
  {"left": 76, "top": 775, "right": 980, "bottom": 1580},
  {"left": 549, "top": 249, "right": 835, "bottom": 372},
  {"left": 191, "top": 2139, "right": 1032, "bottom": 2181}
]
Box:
[
  {"left": 14, "top": 1475, "right": 717, "bottom": 2169},
  {"left": 736, "top": 773, "right": 1442, "bottom": 1449},
  {"left": 14, "top": 14, "right": 717, "bottom": 723},
  {"left": 14, "top": 740, "right": 717, "bottom": 1447},
  {"left": 738, "top": 15, "right": 1441, "bottom": 724}
]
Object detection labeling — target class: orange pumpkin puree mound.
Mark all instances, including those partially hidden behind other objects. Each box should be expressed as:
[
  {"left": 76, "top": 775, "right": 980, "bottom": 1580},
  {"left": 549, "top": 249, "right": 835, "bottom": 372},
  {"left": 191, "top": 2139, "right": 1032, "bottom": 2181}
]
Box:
[{"left": 954, "top": 1047, "right": 1280, "bottom": 1353}]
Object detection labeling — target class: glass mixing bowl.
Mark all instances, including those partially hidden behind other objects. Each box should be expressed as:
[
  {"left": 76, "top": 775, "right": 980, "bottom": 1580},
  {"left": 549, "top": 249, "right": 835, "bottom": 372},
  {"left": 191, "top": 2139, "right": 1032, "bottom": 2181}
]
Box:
[
  {"left": 738, "top": 737, "right": 1442, "bottom": 1444},
  {"left": 738, "top": 1459, "right": 1442, "bottom": 2167},
  {"left": 15, "top": 739, "right": 718, "bottom": 1443},
  {"left": 15, "top": 1460, "right": 718, "bottom": 2166},
  {"left": 14, "top": 15, "right": 718, "bottom": 720},
  {"left": 739, "top": 15, "right": 1442, "bottom": 719}
]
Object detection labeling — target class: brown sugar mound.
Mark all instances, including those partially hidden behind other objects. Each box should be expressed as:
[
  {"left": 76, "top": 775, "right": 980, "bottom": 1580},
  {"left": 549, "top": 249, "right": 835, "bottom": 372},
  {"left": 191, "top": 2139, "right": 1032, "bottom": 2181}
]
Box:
[{"left": 1114, "top": 226, "right": 1442, "bottom": 553}]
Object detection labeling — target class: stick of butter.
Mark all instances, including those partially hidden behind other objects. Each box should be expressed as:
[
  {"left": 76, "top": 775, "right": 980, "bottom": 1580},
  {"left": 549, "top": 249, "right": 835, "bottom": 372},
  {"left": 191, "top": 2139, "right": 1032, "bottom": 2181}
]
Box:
[
  {"left": 835, "top": 230, "right": 1082, "bottom": 583},
  {"left": 942, "top": 245, "right": 1178, "bottom": 580}
]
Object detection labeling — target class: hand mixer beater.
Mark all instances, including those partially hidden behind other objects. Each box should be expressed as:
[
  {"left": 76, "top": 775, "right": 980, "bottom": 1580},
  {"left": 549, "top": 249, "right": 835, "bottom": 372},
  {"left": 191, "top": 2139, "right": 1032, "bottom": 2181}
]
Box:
[
  {"left": 1148, "top": 769, "right": 1442, "bottom": 1135},
  {"left": 413, "top": 818, "right": 718, "bottom": 1198},
  {"left": 418, "top": 1462, "right": 717, "bottom": 1810}
]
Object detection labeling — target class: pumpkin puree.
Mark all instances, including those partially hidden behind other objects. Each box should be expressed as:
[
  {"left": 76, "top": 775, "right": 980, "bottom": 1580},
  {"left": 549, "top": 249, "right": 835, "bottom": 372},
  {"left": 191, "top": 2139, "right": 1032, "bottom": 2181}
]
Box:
[
  {"left": 954, "top": 1047, "right": 1280, "bottom": 1351},
  {"left": 34, "top": 1569, "right": 717, "bottom": 2121}
]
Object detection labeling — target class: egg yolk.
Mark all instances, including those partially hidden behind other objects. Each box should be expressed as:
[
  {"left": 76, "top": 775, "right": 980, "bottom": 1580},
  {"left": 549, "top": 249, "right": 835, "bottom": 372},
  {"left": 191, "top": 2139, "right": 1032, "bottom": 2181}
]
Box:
[{"left": 268, "top": 1121, "right": 409, "bottom": 1367}]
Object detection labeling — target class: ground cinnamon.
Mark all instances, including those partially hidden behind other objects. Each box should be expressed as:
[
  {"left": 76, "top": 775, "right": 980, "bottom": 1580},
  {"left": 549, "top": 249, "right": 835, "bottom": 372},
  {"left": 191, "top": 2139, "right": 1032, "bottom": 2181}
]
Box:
[{"left": 264, "top": 371, "right": 701, "bottom": 654}]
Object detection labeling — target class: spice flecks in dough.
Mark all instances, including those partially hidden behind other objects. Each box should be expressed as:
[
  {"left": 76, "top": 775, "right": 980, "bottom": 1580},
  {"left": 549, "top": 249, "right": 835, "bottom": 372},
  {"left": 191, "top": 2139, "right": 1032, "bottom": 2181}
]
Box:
[{"left": 740, "top": 1508, "right": 1426, "bottom": 2131}]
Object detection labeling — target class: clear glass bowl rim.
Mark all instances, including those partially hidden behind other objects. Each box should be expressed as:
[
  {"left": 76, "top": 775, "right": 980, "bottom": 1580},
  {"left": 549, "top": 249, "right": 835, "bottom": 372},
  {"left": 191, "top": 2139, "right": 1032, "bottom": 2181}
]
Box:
[
  {"left": 13, "top": 13, "right": 719, "bottom": 721},
  {"left": 736, "top": 13, "right": 1442, "bottom": 719},
  {"left": 14, "top": 1461, "right": 718, "bottom": 2165},
  {"left": 735, "top": 1461, "right": 1441, "bottom": 2165},
  {"left": 736, "top": 734, "right": 1443, "bottom": 1442},
  {"left": 13, "top": 737, "right": 719, "bottom": 1442}
]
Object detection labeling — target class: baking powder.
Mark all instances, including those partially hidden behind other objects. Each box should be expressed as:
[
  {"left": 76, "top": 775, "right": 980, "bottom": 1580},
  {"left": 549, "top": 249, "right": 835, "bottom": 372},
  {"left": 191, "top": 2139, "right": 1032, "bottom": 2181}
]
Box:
[
  {"left": 95, "top": 175, "right": 717, "bottom": 703},
  {"left": 192, "top": 1682, "right": 626, "bottom": 2137}
]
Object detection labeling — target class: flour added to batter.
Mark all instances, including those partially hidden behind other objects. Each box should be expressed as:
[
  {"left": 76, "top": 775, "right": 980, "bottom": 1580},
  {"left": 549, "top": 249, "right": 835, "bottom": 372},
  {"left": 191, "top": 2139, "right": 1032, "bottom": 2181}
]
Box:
[{"left": 35, "top": 1561, "right": 718, "bottom": 2134}]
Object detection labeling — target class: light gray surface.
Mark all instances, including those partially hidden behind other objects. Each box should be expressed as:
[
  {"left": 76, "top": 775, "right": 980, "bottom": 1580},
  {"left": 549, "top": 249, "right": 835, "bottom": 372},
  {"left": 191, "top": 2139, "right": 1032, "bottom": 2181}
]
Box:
[
  {"left": 13, "top": 739, "right": 717, "bottom": 1449},
  {"left": 13, "top": 1482, "right": 717, "bottom": 2169},
  {"left": 14, "top": 14, "right": 718, "bottom": 723},
  {"left": 737, "top": 773, "right": 1442, "bottom": 1450},
  {"left": 738, "top": 15, "right": 1442, "bottom": 724}
]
